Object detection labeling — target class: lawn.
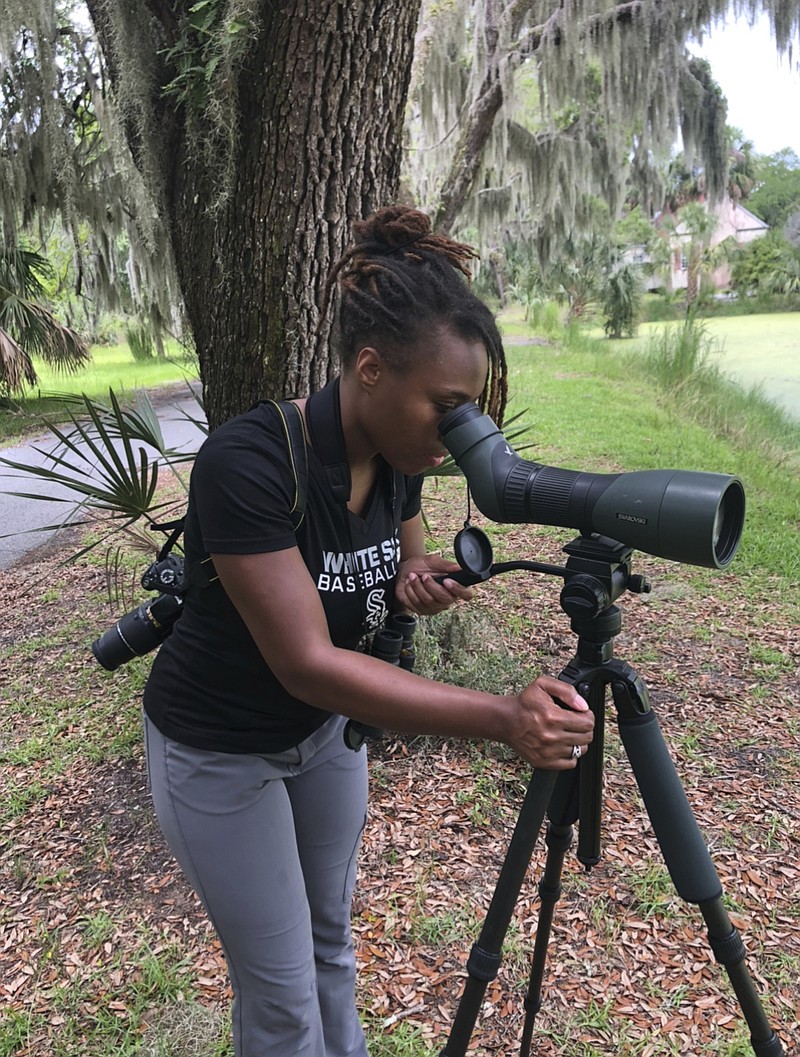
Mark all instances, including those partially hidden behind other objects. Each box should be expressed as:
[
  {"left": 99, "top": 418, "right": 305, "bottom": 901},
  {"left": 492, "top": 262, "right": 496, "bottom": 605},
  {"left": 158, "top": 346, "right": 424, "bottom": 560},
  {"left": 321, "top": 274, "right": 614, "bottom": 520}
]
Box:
[
  {"left": 0, "top": 340, "right": 196, "bottom": 444},
  {"left": 19, "top": 339, "right": 195, "bottom": 399}
]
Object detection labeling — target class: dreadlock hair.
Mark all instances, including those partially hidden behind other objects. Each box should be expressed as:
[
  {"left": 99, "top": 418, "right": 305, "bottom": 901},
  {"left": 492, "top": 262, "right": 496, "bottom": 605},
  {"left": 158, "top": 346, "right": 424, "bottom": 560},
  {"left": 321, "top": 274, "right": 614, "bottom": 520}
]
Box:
[{"left": 323, "top": 206, "right": 508, "bottom": 424}]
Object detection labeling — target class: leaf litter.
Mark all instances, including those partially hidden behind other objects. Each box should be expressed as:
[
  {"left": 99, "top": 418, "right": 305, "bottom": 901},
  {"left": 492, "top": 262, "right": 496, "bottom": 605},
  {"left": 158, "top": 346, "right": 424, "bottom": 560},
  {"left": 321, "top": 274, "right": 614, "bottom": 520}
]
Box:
[{"left": 1, "top": 504, "right": 798, "bottom": 1055}]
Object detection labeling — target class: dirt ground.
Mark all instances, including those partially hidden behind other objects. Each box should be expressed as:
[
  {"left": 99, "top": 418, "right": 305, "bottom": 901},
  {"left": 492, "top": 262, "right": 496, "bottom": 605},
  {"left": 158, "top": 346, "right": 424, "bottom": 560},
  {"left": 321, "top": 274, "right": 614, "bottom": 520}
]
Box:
[{"left": 1, "top": 511, "right": 798, "bottom": 1055}]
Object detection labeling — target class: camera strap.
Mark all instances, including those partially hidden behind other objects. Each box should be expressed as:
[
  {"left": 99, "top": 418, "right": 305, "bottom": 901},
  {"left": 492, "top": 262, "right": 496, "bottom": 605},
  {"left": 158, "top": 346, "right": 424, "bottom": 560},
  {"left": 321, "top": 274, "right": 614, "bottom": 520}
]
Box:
[
  {"left": 151, "top": 399, "right": 309, "bottom": 594},
  {"left": 152, "top": 518, "right": 187, "bottom": 562}
]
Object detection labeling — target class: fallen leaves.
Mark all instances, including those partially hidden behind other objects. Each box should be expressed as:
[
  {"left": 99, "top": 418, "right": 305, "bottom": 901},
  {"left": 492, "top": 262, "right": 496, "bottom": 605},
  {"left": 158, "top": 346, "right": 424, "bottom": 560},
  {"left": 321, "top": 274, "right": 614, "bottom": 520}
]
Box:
[{"left": 2, "top": 506, "right": 799, "bottom": 1055}]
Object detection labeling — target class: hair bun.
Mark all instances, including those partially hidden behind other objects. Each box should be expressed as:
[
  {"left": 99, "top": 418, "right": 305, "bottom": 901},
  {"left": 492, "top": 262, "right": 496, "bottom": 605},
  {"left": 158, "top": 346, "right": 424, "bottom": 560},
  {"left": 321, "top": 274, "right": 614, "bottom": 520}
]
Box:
[{"left": 353, "top": 206, "right": 431, "bottom": 252}]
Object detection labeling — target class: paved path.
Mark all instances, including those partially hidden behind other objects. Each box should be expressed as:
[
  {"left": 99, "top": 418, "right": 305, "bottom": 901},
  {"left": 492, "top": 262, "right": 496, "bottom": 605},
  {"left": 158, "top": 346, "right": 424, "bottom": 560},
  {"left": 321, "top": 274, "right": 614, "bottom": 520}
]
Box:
[{"left": 0, "top": 386, "right": 207, "bottom": 570}]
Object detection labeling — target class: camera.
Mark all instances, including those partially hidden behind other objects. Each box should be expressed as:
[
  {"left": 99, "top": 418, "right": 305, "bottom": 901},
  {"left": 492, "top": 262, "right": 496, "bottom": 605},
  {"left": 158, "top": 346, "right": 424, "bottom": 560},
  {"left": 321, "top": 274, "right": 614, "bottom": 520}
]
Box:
[
  {"left": 439, "top": 403, "right": 745, "bottom": 569},
  {"left": 91, "top": 555, "right": 186, "bottom": 671}
]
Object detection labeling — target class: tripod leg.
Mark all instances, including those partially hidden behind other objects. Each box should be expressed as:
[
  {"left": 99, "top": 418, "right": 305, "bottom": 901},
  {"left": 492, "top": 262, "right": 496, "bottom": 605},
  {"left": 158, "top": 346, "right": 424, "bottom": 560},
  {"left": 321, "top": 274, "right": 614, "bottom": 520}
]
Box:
[
  {"left": 617, "top": 705, "right": 785, "bottom": 1057},
  {"left": 519, "top": 820, "right": 573, "bottom": 1057},
  {"left": 516, "top": 671, "right": 610, "bottom": 1055},
  {"left": 440, "top": 767, "right": 559, "bottom": 1057}
]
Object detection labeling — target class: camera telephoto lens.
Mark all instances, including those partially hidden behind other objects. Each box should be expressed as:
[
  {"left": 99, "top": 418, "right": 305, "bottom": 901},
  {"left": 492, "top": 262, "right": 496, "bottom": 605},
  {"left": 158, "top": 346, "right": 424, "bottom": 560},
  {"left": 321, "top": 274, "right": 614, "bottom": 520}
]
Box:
[{"left": 91, "top": 594, "right": 183, "bottom": 671}]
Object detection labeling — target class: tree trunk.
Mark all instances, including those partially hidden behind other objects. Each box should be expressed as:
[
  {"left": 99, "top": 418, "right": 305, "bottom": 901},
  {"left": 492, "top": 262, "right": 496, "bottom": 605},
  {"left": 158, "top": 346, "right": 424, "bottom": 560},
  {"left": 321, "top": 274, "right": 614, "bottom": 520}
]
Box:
[
  {"left": 686, "top": 252, "right": 700, "bottom": 308},
  {"left": 433, "top": 72, "right": 505, "bottom": 236},
  {"left": 90, "top": 1, "right": 422, "bottom": 430}
]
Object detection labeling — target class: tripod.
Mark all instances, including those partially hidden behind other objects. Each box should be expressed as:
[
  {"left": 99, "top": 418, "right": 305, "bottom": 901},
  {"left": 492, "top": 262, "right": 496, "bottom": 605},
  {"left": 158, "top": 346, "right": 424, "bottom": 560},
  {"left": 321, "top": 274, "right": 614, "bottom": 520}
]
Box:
[{"left": 439, "top": 534, "right": 785, "bottom": 1057}]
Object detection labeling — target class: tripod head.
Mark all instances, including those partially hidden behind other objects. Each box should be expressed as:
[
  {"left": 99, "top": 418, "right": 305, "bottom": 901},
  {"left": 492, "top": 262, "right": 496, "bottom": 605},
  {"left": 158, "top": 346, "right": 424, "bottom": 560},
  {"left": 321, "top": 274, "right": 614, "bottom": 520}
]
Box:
[
  {"left": 441, "top": 525, "right": 651, "bottom": 630},
  {"left": 442, "top": 525, "right": 655, "bottom": 870}
]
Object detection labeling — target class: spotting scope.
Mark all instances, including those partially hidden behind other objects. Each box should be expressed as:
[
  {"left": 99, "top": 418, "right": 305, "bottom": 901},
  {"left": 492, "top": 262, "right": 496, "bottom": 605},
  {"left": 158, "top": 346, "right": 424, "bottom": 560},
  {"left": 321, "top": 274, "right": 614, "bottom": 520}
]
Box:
[{"left": 439, "top": 404, "right": 745, "bottom": 569}]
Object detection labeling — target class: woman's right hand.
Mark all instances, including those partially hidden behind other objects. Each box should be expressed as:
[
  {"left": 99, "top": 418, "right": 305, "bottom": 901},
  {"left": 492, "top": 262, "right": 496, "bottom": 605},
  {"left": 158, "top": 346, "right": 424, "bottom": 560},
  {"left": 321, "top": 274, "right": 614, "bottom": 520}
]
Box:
[{"left": 506, "top": 675, "right": 595, "bottom": 769}]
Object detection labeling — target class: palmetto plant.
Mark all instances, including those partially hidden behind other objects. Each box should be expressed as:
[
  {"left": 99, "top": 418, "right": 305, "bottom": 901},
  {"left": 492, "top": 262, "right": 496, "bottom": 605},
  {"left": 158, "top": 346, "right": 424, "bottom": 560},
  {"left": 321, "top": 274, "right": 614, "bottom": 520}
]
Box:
[
  {"left": 766, "top": 255, "right": 800, "bottom": 296},
  {"left": 602, "top": 263, "right": 643, "bottom": 339},
  {"left": 0, "top": 243, "right": 91, "bottom": 396},
  {"left": 0, "top": 386, "right": 205, "bottom": 570}
]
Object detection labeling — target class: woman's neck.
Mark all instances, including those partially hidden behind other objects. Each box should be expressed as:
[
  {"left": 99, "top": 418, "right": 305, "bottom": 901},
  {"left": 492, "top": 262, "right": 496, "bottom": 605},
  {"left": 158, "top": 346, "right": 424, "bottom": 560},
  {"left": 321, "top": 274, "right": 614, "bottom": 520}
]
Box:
[{"left": 337, "top": 374, "right": 379, "bottom": 479}]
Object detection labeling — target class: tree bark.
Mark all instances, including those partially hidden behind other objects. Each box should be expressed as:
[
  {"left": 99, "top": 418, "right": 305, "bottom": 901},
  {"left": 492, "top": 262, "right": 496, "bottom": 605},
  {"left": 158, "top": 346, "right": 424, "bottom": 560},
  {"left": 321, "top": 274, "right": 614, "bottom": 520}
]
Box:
[{"left": 89, "top": 1, "right": 421, "bottom": 429}]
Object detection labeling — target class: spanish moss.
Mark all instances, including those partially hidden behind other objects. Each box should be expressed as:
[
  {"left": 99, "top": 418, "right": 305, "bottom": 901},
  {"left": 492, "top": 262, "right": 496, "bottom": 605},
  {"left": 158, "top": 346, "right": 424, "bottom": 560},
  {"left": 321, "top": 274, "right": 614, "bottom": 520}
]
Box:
[{"left": 406, "top": 0, "right": 800, "bottom": 260}]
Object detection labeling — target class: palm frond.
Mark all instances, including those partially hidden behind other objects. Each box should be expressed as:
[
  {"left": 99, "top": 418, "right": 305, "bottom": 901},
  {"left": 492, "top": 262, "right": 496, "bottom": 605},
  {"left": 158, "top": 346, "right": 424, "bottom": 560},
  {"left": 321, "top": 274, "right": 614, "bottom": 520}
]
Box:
[
  {"left": 0, "top": 327, "right": 37, "bottom": 391},
  {"left": 0, "top": 386, "right": 197, "bottom": 580},
  {"left": 49, "top": 388, "right": 201, "bottom": 465},
  {"left": 0, "top": 399, "right": 164, "bottom": 518},
  {"left": 0, "top": 260, "right": 91, "bottom": 388},
  {"left": 0, "top": 246, "right": 52, "bottom": 300},
  {"left": 19, "top": 303, "right": 91, "bottom": 373}
]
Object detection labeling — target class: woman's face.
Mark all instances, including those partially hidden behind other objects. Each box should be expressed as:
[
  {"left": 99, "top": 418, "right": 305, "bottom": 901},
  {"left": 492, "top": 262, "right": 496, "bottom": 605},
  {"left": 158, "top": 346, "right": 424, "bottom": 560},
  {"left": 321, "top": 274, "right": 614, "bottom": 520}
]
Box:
[{"left": 358, "top": 326, "right": 489, "bottom": 476}]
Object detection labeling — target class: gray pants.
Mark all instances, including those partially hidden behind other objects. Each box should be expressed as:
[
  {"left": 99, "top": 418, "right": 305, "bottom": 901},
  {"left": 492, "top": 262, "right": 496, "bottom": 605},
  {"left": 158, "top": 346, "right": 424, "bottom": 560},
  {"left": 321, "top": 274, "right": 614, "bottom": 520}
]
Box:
[{"left": 144, "top": 712, "right": 369, "bottom": 1057}]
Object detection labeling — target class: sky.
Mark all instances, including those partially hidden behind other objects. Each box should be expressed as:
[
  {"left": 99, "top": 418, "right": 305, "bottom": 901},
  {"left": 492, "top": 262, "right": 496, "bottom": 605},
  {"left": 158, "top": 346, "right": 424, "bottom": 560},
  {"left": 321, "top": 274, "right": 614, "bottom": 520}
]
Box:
[{"left": 690, "top": 12, "right": 800, "bottom": 156}]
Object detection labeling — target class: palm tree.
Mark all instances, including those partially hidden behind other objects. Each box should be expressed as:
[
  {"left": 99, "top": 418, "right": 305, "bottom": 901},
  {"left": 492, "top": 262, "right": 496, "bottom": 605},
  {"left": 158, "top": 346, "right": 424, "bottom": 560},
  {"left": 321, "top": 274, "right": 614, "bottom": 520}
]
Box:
[
  {"left": 0, "top": 242, "right": 90, "bottom": 398},
  {"left": 676, "top": 202, "right": 719, "bottom": 308},
  {"left": 727, "top": 129, "right": 758, "bottom": 203}
]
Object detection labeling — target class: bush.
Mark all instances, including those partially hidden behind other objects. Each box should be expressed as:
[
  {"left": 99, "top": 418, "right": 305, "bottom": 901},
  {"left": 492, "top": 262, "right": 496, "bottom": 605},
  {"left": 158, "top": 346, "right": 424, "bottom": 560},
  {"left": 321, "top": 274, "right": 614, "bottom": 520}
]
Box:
[
  {"left": 641, "top": 290, "right": 799, "bottom": 322},
  {"left": 90, "top": 315, "right": 125, "bottom": 346},
  {"left": 125, "top": 323, "right": 155, "bottom": 361},
  {"left": 602, "top": 263, "right": 642, "bottom": 338},
  {"left": 529, "top": 298, "right": 563, "bottom": 338}
]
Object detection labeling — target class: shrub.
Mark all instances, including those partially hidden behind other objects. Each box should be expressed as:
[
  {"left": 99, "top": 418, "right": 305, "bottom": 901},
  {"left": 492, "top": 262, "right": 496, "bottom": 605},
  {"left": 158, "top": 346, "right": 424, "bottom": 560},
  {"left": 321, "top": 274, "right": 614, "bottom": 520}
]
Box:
[
  {"left": 125, "top": 323, "right": 155, "bottom": 361},
  {"left": 602, "top": 263, "right": 642, "bottom": 338}
]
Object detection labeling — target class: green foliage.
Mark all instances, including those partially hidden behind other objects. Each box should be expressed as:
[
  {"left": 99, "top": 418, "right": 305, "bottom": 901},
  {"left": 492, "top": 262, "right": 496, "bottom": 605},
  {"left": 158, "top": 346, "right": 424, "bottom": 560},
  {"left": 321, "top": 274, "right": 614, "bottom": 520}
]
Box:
[
  {"left": 161, "top": 0, "right": 253, "bottom": 109},
  {"left": 640, "top": 290, "right": 800, "bottom": 321},
  {"left": 548, "top": 232, "right": 608, "bottom": 321},
  {"left": 158, "top": 0, "right": 261, "bottom": 209},
  {"left": 614, "top": 206, "right": 659, "bottom": 249},
  {"left": 1, "top": 3, "right": 183, "bottom": 349},
  {"left": 125, "top": 323, "right": 155, "bottom": 362},
  {"left": 729, "top": 231, "right": 797, "bottom": 295},
  {"left": 0, "top": 239, "right": 91, "bottom": 395},
  {"left": 502, "top": 236, "right": 546, "bottom": 319},
  {"left": 602, "top": 263, "right": 643, "bottom": 338},
  {"left": 363, "top": 1020, "right": 437, "bottom": 1057},
  {"left": 765, "top": 252, "right": 800, "bottom": 296},
  {"left": 747, "top": 148, "right": 800, "bottom": 229},
  {"left": 0, "top": 339, "right": 196, "bottom": 442},
  {"left": 505, "top": 225, "right": 645, "bottom": 338},
  {"left": 530, "top": 298, "right": 564, "bottom": 337},
  {"left": 643, "top": 314, "right": 720, "bottom": 388},
  {"left": 0, "top": 388, "right": 195, "bottom": 550}
]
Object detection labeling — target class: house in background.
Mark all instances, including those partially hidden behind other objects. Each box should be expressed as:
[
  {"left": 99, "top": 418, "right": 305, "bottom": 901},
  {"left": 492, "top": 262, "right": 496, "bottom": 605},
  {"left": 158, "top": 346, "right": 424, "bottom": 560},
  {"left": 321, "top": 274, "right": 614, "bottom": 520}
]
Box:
[{"left": 662, "top": 197, "right": 769, "bottom": 292}]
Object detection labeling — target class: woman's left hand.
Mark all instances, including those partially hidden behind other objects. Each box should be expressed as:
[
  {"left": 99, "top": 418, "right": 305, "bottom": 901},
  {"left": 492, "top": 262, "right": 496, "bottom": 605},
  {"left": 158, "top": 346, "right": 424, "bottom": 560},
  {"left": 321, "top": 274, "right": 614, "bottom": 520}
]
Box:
[{"left": 395, "top": 554, "right": 475, "bottom": 615}]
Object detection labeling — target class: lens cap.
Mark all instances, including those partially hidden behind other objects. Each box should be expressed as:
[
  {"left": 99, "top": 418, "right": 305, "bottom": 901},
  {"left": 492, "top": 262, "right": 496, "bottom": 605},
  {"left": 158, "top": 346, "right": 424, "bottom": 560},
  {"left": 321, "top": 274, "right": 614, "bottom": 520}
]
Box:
[{"left": 454, "top": 525, "right": 493, "bottom": 578}]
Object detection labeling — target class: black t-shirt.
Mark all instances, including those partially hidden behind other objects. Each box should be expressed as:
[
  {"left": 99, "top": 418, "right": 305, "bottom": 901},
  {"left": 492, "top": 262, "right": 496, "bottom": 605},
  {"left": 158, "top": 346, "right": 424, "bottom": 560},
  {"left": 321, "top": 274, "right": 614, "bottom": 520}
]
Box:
[{"left": 143, "top": 389, "right": 423, "bottom": 753}]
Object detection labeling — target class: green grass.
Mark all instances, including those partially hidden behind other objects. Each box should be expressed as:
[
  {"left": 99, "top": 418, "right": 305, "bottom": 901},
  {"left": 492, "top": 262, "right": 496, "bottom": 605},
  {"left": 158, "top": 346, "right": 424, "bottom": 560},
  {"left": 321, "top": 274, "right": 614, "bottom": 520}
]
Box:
[
  {"left": 0, "top": 339, "right": 196, "bottom": 443},
  {"left": 0, "top": 942, "right": 207, "bottom": 1057},
  {"left": 500, "top": 306, "right": 800, "bottom": 590},
  {"left": 362, "top": 1018, "right": 437, "bottom": 1056}
]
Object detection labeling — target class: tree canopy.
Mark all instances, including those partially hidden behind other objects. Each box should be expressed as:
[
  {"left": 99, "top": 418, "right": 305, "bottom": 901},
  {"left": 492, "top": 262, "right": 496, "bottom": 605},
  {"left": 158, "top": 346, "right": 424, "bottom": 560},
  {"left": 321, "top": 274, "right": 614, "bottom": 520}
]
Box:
[
  {"left": 1, "top": 1, "right": 799, "bottom": 422},
  {"left": 407, "top": 2, "right": 799, "bottom": 257},
  {"left": 747, "top": 148, "right": 800, "bottom": 229}
]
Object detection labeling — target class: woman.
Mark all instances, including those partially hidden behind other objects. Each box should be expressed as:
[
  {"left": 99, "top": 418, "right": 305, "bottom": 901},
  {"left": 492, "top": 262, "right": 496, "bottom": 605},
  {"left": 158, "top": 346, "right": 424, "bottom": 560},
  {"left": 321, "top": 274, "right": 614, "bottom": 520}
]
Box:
[{"left": 142, "top": 206, "right": 594, "bottom": 1057}]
